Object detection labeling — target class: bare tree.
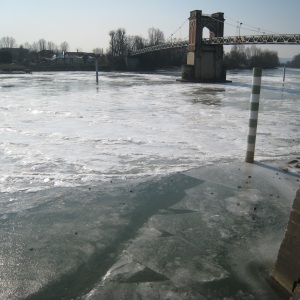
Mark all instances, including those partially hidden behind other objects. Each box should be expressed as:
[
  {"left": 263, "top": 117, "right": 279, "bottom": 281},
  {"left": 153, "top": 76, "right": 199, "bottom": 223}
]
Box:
[
  {"left": 109, "top": 30, "right": 116, "bottom": 57},
  {"left": 47, "top": 41, "right": 58, "bottom": 52},
  {"left": 0, "top": 36, "right": 17, "bottom": 48},
  {"left": 29, "top": 42, "right": 40, "bottom": 62},
  {"left": 147, "top": 28, "right": 165, "bottom": 46},
  {"left": 93, "top": 48, "right": 103, "bottom": 55},
  {"left": 109, "top": 29, "right": 126, "bottom": 57},
  {"left": 31, "top": 42, "right": 39, "bottom": 53},
  {"left": 245, "top": 45, "right": 261, "bottom": 59},
  {"left": 127, "top": 35, "right": 146, "bottom": 51},
  {"left": 115, "top": 28, "right": 126, "bottom": 57},
  {"left": 23, "top": 42, "right": 32, "bottom": 51},
  {"left": 38, "top": 39, "right": 47, "bottom": 51},
  {"left": 60, "top": 41, "right": 69, "bottom": 53}
]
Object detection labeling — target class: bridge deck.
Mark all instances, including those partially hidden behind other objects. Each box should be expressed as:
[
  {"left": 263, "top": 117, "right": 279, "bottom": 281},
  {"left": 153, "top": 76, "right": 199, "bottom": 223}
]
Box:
[{"left": 129, "top": 34, "right": 300, "bottom": 56}]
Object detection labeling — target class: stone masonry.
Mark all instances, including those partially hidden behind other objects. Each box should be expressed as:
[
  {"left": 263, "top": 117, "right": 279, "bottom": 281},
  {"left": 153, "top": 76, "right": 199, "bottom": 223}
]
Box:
[{"left": 272, "top": 185, "right": 300, "bottom": 298}]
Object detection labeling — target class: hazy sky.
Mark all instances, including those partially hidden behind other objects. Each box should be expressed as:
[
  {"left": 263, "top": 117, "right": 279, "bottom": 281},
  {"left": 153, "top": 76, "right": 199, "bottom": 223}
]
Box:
[{"left": 2, "top": 0, "right": 300, "bottom": 58}]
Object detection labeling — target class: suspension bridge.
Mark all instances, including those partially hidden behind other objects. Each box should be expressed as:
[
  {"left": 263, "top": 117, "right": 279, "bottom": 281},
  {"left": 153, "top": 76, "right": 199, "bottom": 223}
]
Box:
[{"left": 126, "top": 10, "right": 299, "bottom": 83}]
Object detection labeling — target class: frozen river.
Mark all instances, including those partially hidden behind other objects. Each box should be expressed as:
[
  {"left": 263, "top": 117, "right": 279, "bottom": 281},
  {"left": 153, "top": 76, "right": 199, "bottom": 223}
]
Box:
[
  {"left": 0, "top": 68, "right": 299, "bottom": 299},
  {"left": 0, "top": 69, "right": 299, "bottom": 194}
]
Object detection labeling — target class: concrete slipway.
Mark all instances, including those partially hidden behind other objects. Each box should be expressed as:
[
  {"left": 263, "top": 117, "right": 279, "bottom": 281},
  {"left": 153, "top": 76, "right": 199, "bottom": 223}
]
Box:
[
  {"left": 13, "top": 161, "right": 300, "bottom": 300},
  {"left": 82, "top": 161, "right": 299, "bottom": 300}
]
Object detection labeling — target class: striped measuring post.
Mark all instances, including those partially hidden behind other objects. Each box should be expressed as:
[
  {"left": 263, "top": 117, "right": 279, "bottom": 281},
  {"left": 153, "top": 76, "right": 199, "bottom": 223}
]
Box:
[
  {"left": 95, "top": 58, "right": 99, "bottom": 83},
  {"left": 245, "top": 68, "right": 262, "bottom": 163}
]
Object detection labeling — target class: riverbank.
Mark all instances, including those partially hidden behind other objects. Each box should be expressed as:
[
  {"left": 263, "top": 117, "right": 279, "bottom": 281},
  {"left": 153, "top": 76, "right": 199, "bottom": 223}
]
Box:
[
  {"left": 0, "top": 63, "right": 112, "bottom": 73},
  {"left": 0, "top": 63, "right": 31, "bottom": 73}
]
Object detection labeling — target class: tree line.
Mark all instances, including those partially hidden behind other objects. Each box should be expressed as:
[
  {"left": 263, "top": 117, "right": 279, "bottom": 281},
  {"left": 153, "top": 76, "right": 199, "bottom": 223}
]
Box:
[
  {"left": 2, "top": 33, "right": 300, "bottom": 70},
  {"left": 0, "top": 36, "right": 70, "bottom": 53},
  {"left": 108, "top": 27, "right": 165, "bottom": 57},
  {"left": 0, "top": 36, "right": 71, "bottom": 65},
  {"left": 224, "top": 45, "right": 279, "bottom": 69},
  {"left": 0, "top": 27, "right": 183, "bottom": 69},
  {"left": 0, "top": 27, "right": 167, "bottom": 61},
  {"left": 106, "top": 27, "right": 186, "bottom": 69},
  {"left": 286, "top": 54, "right": 300, "bottom": 68}
]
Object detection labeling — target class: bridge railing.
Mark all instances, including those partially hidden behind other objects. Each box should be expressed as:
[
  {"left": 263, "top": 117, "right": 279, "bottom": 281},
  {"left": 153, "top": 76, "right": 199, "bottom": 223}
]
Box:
[
  {"left": 129, "top": 34, "right": 300, "bottom": 56},
  {"left": 128, "top": 40, "right": 188, "bottom": 56},
  {"left": 203, "top": 34, "right": 300, "bottom": 45}
]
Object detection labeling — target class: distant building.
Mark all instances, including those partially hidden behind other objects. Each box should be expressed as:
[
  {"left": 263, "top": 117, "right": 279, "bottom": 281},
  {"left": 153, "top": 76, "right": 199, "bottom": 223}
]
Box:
[
  {"left": 39, "top": 50, "right": 56, "bottom": 63},
  {"left": 64, "top": 52, "right": 96, "bottom": 64},
  {"left": 44, "top": 51, "right": 96, "bottom": 64}
]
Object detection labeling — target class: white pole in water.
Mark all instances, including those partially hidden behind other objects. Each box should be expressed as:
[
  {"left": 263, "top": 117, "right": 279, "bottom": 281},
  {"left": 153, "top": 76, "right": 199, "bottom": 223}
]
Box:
[
  {"left": 245, "top": 67, "right": 262, "bottom": 163},
  {"left": 283, "top": 65, "right": 286, "bottom": 82},
  {"left": 95, "top": 58, "right": 99, "bottom": 84}
]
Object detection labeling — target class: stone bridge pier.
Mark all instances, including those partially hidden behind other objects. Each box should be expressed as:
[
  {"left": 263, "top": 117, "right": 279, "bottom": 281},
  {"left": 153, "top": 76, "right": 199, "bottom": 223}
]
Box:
[{"left": 181, "top": 10, "right": 227, "bottom": 82}]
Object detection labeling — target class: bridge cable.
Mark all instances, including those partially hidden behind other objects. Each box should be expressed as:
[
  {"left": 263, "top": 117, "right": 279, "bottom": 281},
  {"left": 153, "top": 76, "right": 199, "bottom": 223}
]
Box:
[
  {"left": 208, "top": 16, "right": 243, "bottom": 30},
  {"left": 167, "top": 18, "right": 189, "bottom": 42},
  {"left": 225, "top": 15, "right": 280, "bottom": 35},
  {"left": 208, "top": 15, "right": 280, "bottom": 36}
]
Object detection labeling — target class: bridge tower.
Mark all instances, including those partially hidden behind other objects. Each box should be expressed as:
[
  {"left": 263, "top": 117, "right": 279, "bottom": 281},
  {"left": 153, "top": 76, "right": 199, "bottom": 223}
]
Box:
[{"left": 182, "top": 10, "right": 227, "bottom": 82}]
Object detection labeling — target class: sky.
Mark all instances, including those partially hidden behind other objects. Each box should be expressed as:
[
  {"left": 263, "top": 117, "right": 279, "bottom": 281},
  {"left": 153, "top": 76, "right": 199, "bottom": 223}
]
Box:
[{"left": 2, "top": 0, "right": 300, "bottom": 59}]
